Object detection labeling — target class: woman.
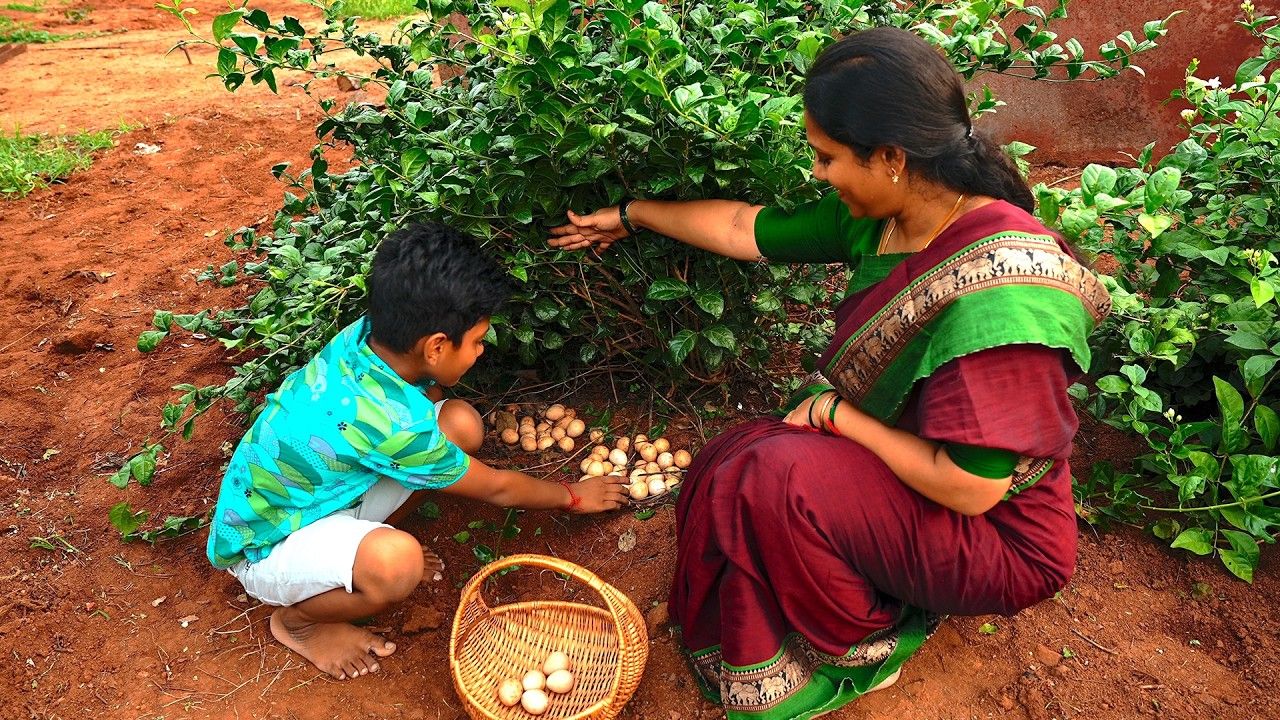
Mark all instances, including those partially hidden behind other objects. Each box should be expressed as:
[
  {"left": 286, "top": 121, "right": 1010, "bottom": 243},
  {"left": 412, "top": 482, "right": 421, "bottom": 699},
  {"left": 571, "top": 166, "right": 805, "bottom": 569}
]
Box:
[{"left": 549, "top": 27, "right": 1109, "bottom": 720}]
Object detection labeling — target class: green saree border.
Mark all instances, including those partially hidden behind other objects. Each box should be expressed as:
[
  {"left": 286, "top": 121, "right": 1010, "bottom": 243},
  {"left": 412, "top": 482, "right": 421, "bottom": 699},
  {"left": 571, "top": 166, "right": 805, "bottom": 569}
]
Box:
[
  {"left": 823, "top": 231, "right": 1110, "bottom": 422},
  {"left": 677, "top": 609, "right": 937, "bottom": 720}
]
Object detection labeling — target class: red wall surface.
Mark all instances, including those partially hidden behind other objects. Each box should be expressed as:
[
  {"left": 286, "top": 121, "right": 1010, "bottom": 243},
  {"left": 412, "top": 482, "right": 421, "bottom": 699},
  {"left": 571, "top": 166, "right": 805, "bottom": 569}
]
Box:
[{"left": 978, "top": 0, "right": 1279, "bottom": 166}]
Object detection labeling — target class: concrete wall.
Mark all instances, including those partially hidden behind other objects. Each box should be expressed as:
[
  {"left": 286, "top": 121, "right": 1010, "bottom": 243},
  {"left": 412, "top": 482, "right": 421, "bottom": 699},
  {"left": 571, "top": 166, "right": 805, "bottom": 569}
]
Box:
[{"left": 978, "top": 0, "right": 1279, "bottom": 166}]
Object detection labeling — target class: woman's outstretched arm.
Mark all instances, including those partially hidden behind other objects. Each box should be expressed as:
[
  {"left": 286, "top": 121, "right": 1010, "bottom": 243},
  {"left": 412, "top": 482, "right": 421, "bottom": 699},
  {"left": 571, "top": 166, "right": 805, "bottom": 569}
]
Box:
[{"left": 547, "top": 200, "right": 765, "bottom": 261}]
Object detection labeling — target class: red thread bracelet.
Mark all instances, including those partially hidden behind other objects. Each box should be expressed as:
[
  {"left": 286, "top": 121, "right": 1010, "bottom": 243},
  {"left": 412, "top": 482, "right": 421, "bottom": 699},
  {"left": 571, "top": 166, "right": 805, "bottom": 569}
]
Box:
[{"left": 560, "top": 481, "right": 582, "bottom": 510}]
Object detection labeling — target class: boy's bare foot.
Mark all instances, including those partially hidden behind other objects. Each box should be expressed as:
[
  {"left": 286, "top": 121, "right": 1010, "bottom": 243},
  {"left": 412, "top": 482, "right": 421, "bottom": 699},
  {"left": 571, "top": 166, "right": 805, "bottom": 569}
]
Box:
[
  {"left": 424, "top": 547, "right": 444, "bottom": 582},
  {"left": 270, "top": 608, "right": 396, "bottom": 680}
]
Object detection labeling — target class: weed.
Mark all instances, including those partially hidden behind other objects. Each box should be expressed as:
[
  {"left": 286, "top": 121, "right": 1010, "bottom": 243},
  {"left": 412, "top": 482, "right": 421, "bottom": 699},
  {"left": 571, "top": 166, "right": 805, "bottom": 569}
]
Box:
[
  {"left": 30, "top": 534, "right": 78, "bottom": 553},
  {"left": 0, "top": 127, "right": 118, "bottom": 197},
  {"left": 2, "top": 2, "right": 42, "bottom": 11},
  {"left": 0, "top": 14, "right": 71, "bottom": 42},
  {"left": 64, "top": 6, "right": 89, "bottom": 23},
  {"left": 331, "top": 0, "right": 419, "bottom": 20}
]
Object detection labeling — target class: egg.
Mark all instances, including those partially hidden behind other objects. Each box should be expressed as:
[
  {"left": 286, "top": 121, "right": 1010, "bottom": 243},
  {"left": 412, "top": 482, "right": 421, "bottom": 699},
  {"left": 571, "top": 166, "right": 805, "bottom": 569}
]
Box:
[
  {"left": 629, "top": 481, "right": 649, "bottom": 501},
  {"left": 537, "top": 436, "right": 555, "bottom": 450},
  {"left": 674, "top": 449, "right": 693, "bottom": 469},
  {"left": 639, "top": 444, "right": 658, "bottom": 462},
  {"left": 545, "top": 404, "right": 566, "bottom": 421},
  {"left": 558, "top": 436, "right": 575, "bottom": 452},
  {"left": 497, "top": 678, "right": 522, "bottom": 707},
  {"left": 521, "top": 689, "right": 549, "bottom": 715},
  {"left": 542, "top": 651, "right": 571, "bottom": 674},
  {"left": 648, "top": 478, "right": 667, "bottom": 496},
  {"left": 545, "top": 669, "right": 576, "bottom": 694},
  {"left": 580, "top": 457, "right": 594, "bottom": 473},
  {"left": 587, "top": 460, "right": 605, "bottom": 476},
  {"left": 608, "top": 448, "right": 628, "bottom": 466},
  {"left": 521, "top": 436, "right": 538, "bottom": 452},
  {"left": 634, "top": 433, "right": 648, "bottom": 443},
  {"left": 522, "top": 670, "right": 546, "bottom": 691},
  {"left": 551, "top": 426, "right": 566, "bottom": 440},
  {"left": 656, "top": 451, "right": 674, "bottom": 469},
  {"left": 645, "top": 461, "right": 661, "bottom": 474},
  {"left": 589, "top": 429, "right": 604, "bottom": 443},
  {"left": 501, "top": 428, "right": 519, "bottom": 445},
  {"left": 653, "top": 437, "right": 670, "bottom": 453},
  {"left": 592, "top": 445, "right": 610, "bottom": 458},
  {"left": 615, "top": 436, "right": 631, "bottom": 452},
  {"left": 567, "top": 419, "right": 586, "bottom": 438}
]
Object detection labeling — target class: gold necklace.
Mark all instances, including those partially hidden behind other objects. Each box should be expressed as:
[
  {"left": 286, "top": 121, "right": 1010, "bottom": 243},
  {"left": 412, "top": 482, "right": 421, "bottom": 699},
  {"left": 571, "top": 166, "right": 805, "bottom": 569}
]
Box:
[{"left": 877, "top": 193, "right": 968, "bottom": 255}]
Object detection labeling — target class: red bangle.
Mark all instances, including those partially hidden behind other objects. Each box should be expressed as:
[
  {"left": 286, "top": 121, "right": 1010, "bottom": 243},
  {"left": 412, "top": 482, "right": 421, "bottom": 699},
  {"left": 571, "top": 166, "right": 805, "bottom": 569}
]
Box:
[{"left": 560, "top": 481, "right": 581, "bottom": 510}]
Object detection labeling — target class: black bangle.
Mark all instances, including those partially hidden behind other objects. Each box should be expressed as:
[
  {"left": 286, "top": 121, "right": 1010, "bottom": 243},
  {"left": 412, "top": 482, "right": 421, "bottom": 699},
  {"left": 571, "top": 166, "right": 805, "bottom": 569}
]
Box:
[{"left": 619, "top": 198, "right": 639, "bottom": 236}]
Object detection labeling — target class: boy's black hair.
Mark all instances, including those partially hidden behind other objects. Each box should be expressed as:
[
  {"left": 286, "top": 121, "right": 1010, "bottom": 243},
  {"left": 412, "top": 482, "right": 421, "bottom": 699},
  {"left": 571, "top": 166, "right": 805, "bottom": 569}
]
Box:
[{"left": 368, "top": 222, "right": 514, "bottom": 352}]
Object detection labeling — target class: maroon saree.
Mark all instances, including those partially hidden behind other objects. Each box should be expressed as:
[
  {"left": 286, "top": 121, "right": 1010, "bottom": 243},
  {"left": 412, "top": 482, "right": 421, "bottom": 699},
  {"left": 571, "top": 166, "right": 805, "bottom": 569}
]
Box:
[{"left": 668, "top": 201, "right": 1111, "bottom": 719}]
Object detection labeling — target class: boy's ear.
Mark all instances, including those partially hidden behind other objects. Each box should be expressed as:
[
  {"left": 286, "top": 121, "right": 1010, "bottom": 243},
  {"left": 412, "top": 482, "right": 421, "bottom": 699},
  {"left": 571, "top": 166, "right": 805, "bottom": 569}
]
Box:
[{"left": 419, "top": 332, "right": 452, "bottom": 366}]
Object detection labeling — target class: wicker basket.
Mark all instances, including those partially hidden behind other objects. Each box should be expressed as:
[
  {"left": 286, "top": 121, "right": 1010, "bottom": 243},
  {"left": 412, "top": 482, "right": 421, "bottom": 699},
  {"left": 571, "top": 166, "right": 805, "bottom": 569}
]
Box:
[{"left": 450, "top": 554, "right": 649, "bottom": 720}]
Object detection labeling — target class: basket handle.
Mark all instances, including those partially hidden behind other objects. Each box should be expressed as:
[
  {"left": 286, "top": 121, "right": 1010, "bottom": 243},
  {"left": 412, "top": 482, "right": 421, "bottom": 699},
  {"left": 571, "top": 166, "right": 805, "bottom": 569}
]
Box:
[{"left": 456, "top": 553, "right": 629, "bottom": 637}]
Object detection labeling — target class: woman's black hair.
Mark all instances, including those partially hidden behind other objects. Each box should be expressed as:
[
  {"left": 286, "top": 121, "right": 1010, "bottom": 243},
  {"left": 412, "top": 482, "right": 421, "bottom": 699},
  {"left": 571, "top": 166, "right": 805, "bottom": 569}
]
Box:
[
  {"left": 804, "top": 26, "right": 1035, "bottom": 213},
  {"left": 368, "top": 222, "right": 514, "bottom": 352}
]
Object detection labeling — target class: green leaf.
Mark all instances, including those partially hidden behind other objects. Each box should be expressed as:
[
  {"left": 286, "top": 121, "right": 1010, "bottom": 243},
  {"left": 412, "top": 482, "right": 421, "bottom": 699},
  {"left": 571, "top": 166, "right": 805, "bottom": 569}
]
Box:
[
  {"left": 647, "top": 278, "right": 691, "bottom": 301},
  {"left": 108, "top": 502, "right": 148, "bottom": 537},
  {"left": 1137, "top": 212, "right": 1173, "bottom": 238},
  {"left": 138, "top": 330, "right": 168, "bottom": 353},
  {"left": 668, "top": 329, "right": 697, "bottom": 364},
  {"left": 1241, "top": 354, "right": 1278, "bottom": 398},
  {"left": 978, "top": 622, "right": 999, "bottom": 635},
  {"left": 1219, "top": 530, "right": 1259, "bottom": 583},
  {"left": 1080, "top": 164, "right": 1117, "bottom": 201},
  {"left": 1214, "top": 377, "right": 1247, "bottom": 453},
  {"left": 217, "top": 48, "right": 238, "bottom": 76},
  {"left": 1095, "top": 375, "right": 1130, "bottom": 394},
  {"left": 1236, "top": 55, "right": 1270, "bottom": 86},
  {"left": 152, "top": 310, "right": 174, "bottom": 332},
  {"left": 1255, "top": 405, "right": 1279, "bottom": 452},
  {"left": 400, "top": 148, "right": 429, "bottom": 179},
  {"left": 452, "top": 531, "right": 471, "bottom": 543},
  {"left": 702, "top": 325, "right": 737, "bottom": 351},
  {"left": 212, "top": 10, "right": 243, "bottom": 43},
  {"left": 1143, "top": 167, "right": 1181, "bottom": 212},
  {"left": 693, "top": 289, "right": 724, "bottom": 319},
  {"left": 1250, "top": 278, "right": 1275, "bottom": 307},
  {"left": 1170, "top": 527, "right": 1215, "bottom": 556},
  {"left": 107, "top": 463, "right": 131, "bottom": 489}
]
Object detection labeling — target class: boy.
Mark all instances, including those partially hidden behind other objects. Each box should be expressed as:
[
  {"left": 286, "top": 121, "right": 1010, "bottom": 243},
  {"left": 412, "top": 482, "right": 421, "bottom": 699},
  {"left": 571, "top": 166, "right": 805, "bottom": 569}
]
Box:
[{"left": 207, "top": 222, "right": 627, "bottom": 680}]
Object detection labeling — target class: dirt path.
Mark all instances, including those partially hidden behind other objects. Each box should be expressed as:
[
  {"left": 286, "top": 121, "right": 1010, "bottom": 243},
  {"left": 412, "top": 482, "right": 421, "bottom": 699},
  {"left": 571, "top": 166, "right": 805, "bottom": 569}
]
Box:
[{"left": 2, "top": 3, "right": 1278, "bottom": 719}]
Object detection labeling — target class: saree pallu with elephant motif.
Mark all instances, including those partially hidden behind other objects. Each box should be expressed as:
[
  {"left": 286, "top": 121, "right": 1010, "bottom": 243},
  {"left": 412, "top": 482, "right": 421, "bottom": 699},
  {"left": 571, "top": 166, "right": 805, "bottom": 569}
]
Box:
[{"left": 669, "top": 201, "right": 1110, "bottom": 719}]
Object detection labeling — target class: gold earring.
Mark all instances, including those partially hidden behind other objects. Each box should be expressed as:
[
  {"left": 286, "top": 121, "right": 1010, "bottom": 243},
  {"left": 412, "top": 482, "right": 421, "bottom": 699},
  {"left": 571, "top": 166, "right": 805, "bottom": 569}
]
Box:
[{"left": 891, "top": 173, "right": 899, "bottom": 184}]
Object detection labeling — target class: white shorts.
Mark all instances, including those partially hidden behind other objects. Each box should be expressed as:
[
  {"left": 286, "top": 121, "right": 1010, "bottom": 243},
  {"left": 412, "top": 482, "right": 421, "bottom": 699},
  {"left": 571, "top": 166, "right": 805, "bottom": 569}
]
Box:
[{"left": 229, "top": 477, "right": 416, "bottom": 606}]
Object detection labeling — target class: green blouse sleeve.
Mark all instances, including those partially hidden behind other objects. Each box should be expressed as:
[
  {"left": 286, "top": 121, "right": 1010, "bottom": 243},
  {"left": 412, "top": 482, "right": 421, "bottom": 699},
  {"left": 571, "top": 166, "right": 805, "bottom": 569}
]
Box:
[
  {"left": 754, "top": 192, "right": 882, "bottom": 264},
  {"left": 944, "top": 443, "right": 1020, "bottom": 479}
]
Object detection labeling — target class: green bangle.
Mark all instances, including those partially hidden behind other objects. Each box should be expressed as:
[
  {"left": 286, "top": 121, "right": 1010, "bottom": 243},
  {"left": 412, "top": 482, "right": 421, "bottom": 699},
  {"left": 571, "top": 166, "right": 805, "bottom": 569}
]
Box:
[
  {"left": 619, "top": 198, "right": 639, "bottom": 236},
  {"left": 826, "top": 396, "right": 842, "bottom": 432}
]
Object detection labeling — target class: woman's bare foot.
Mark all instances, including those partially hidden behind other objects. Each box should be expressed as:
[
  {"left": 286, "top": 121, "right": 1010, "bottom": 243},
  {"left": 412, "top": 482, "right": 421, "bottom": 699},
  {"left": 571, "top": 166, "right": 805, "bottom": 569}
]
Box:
[
  {"left": 424, "top": 547, "right": 445, "bottom": 582},
  {"left": 270, "top": 608, "right": 397, "bottom": 680}
]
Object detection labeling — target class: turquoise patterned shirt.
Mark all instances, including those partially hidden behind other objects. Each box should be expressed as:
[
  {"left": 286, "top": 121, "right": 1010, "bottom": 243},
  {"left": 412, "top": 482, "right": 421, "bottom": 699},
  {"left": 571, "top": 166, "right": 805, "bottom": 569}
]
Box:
[{"left": 207, "top": 317, "right": 470, "bottom": 568}]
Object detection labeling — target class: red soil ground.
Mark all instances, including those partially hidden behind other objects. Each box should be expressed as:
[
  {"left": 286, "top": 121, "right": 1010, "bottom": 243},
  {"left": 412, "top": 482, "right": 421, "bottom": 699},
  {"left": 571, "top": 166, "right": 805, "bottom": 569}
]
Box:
[{"left": 2, "top": 2, "right": 1278, "bottom": 719}]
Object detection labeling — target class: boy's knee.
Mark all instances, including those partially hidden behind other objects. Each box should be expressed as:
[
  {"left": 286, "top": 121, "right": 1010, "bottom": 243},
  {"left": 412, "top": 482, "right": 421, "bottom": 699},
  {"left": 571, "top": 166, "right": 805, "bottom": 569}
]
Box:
[
  {"left": 354, "top": 528, "right": 424, "bottom": 602},
  {"left": 438, "top": 399, "right": 484, "bottom": 454}
]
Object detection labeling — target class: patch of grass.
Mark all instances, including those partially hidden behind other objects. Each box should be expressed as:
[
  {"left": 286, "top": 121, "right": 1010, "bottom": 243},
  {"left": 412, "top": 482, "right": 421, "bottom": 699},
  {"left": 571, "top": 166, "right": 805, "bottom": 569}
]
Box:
[
  {"left": 64, "top": 6, "right": 90, "bottom": 23},
  {"left": 333, "top": 0, "right": 420, "bottom": 20},
  {"left": 0, "top": 14, "right": 73, "bottom": 42},
  {"left": 0, "top": 126, "right": 126, "bottom": 197},
  {"left": 2, "top": 2, "right": 44, "bottom": 12}
]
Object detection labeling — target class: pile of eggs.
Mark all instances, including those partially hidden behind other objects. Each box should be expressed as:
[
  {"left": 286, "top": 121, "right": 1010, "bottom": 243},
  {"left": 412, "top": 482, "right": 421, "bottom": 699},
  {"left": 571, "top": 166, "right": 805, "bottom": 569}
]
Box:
[
  {"left": 492, "top": 404, "right": 587, "bottom": 454},
  {"left": 580, "top": 434, "right": 693, "bottom": 502},
  {"left": 496, "top": 651, "right": 576, "bottom": 715}
]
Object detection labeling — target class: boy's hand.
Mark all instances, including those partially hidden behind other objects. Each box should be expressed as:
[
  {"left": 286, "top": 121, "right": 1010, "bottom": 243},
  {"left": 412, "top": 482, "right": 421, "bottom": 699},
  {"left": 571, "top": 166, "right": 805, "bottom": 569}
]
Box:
[{"left": 569, "top": 474, "right": 629, "bottom": 513}]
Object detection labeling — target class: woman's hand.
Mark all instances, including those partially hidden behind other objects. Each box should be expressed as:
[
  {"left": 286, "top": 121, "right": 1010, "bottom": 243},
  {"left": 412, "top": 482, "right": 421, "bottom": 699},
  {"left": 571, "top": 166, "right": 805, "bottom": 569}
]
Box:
[
  {"left": 569, "top": 474, "right": 629, "bottom": 513},
  {"left": 547, "top": 208, "right": 631, "bottom": 253},
  {"left": 782, "top": 391, "right": 835, "bottom": 431}
]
